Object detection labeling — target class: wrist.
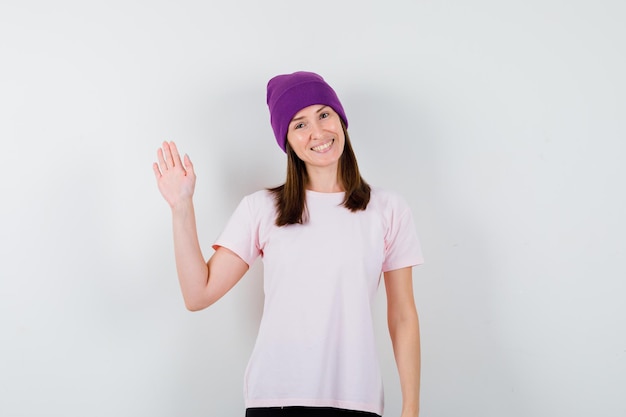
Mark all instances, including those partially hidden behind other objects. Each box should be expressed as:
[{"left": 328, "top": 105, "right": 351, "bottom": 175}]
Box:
[{"left": 170, "top": 198, "right": 194, "bottom": 214}]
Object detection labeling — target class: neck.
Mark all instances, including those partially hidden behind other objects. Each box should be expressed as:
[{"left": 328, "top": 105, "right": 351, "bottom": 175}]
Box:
[{"left": 305, "top": 164, "right": 344, "bottom": 193}]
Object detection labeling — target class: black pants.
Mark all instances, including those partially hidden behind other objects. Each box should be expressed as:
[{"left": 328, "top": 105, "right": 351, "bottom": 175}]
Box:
[{"left": 246, "top": 407, "right": 381, "bottom": 417}]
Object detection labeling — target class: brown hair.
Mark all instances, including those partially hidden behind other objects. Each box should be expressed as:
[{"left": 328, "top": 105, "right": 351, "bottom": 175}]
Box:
[{"left": 268, "top": 123, "right": 371, "bottom": 226}]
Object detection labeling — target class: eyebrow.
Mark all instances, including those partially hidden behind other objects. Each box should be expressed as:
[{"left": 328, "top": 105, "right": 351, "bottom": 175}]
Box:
[{"left": 290, "top": 106, "right": 328, "bottom": 123}]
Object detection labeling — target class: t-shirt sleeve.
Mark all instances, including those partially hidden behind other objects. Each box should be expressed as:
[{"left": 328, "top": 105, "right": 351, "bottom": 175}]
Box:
[
  {"left": 382, "top": 195, "right": 424, "bottom": 273},
  {"left": 212, "top": 195, "right": 261, "bottom": 267}
]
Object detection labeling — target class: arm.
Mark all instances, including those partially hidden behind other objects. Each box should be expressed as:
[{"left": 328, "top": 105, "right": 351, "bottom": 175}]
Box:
[
  {"left": 384, "top": 266, "right": 421, "bottom": 417},
  {"left": 153, "top": 141, "right": 249, "bottom": 311}
]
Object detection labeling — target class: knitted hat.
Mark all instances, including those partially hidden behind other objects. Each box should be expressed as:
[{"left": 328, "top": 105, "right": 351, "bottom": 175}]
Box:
[{"left": 266, "top": 71, "right": 348, "bottom": 152}]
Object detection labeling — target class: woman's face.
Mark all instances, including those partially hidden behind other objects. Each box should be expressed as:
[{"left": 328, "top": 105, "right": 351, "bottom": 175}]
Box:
[{"left": 286, "top": 104, "right": 345, "bottom": 171}]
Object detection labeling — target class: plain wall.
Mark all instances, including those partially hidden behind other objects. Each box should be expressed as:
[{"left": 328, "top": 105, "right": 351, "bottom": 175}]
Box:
[{"left": 1, "top": 1, "right": 624, "bottom": 416}]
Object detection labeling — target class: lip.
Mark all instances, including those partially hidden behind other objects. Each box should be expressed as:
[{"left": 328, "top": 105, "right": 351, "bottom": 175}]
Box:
[{"left": 310, "top": 139, "right": 334, "bottom": 153}]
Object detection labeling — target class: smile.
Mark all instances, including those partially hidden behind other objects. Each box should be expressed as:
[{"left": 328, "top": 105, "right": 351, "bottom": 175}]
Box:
[{"left": 311, "top": 139, "right": 334, "bottom": 152}]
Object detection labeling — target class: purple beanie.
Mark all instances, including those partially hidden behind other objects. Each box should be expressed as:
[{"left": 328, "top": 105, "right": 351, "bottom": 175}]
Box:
[{"left": 266, "top": 71, "right": 348, "bottom": 152}]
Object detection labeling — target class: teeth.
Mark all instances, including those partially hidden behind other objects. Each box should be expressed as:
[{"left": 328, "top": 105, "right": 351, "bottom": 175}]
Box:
[{"left": 312, "top": 140, "right": 333, "bottom": 152}]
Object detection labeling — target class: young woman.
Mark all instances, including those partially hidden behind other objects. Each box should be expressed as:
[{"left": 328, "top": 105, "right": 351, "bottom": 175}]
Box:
[{"left": 153, "top": 72, "right": 423, "bottom": 417}]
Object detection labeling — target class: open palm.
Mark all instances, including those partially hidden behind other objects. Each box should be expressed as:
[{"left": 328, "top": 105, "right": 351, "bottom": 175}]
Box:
[{"left": 153, "top": 141, "right": 196, "bottom": 208}]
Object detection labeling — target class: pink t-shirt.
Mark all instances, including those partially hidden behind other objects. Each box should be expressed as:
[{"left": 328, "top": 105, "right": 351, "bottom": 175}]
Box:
[{"left": 213, "top": 188, "right": 423, "bottom": 415}]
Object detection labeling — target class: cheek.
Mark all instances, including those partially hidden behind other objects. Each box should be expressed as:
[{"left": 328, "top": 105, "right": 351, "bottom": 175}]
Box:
[
  {"left": 286, "top": 134, "right": 306, "bottom": 156},
  {"left": 287, "top": 132, "right": 307, "bottom": 148}
]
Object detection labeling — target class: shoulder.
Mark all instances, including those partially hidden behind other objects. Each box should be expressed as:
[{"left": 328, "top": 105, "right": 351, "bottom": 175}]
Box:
[
  {"left": 368, "top": 186, "right": 412, "bottom": 213},
  {"left": 237, "top": 189, "right": 277, "bottom": 220},
  {"left": 243, "top": 189, "right": 275, "bottom": 206}
]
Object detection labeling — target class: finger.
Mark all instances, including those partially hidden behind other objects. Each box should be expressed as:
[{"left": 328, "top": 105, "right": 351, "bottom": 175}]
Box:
[
  {"left": 162, "top": 141, "right": 175, "bottom": 169},
  {"left": 169, "top": 141, "right": 184, "bottom": 170},
  {"left": 157, "top": 147, "right": 168, "bottom": 170},
  {"left": 152, "top": 162, "right": 162, "bottom": 179}
]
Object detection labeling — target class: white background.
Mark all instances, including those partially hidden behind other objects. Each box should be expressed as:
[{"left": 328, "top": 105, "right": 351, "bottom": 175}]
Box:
[{"left": 1, "top": 1, "right": 625, "bottom": 416}]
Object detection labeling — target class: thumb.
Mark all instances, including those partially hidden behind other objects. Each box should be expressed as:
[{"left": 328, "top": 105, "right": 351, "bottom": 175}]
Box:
[{"left": 183, "top": 154, "right": 194, "bottom": 173}]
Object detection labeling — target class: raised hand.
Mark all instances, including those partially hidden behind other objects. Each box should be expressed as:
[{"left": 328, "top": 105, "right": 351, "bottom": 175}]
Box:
[{"left": 153, "top": 141, "right": 196, "bottom": 209}]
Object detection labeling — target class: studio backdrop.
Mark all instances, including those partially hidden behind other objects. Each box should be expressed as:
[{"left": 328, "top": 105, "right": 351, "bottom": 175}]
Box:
[{"left": 0, "top": 1, "right": 624, "bottom": 416}]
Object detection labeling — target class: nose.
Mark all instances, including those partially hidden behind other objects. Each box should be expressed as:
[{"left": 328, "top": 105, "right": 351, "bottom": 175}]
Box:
[{"left": 310, "top": 119, "right": 324, "bottom": 140}]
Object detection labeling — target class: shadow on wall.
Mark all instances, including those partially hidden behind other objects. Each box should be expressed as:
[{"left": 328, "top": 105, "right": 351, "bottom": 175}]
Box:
[
  {"left": 206, "top": 86, "right": 286, "bottom": 201},
  {"left": 195, "top": 84, "right": 284, "bottom": 342},
  {"left": 339, "top": 89, "right": 432, "bottom": 193},
  {"left": 343, "top": 88, "right": 530, "bottom": 415}
]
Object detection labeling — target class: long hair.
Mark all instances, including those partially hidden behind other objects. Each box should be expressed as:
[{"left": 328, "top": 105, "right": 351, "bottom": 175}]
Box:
[{"left": 268, "top": 122, "right": 371, "bottom": 226}]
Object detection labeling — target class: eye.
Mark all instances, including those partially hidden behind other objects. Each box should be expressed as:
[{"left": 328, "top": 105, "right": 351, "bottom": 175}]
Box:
[
  {"left": 320, "top": 112, "right": 330, "bottom": 119},
  {"left": 293, "top": 122, "right": 305, "bottom": 130}
]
